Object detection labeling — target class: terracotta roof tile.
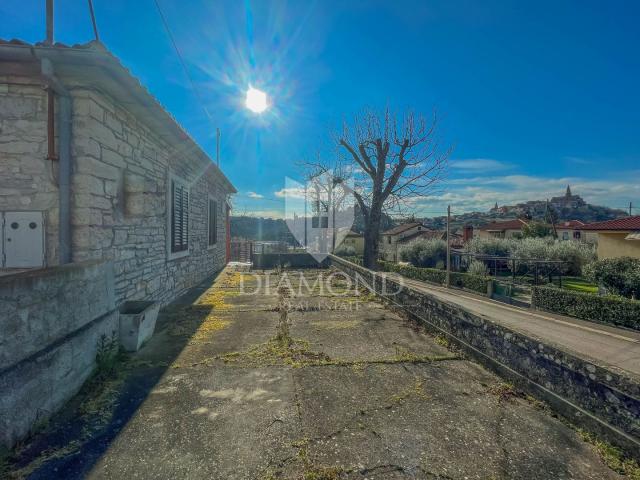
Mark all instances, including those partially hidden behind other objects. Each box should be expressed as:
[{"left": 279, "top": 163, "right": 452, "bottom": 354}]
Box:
[
  {"left": 557, "top": 220, "right": 585, "bottom": 229},
  {"left": 478, "top": 219, "right": 527, "bottom": 231},
  {"left": 382, "top": 222, "right": 423, "bottom": 235},
  {"left": 581, "top": 216, "right": 640, "bottom": 231}
]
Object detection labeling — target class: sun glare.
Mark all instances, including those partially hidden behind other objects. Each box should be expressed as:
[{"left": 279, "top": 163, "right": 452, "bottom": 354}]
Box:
[{"left": 245, "top": 87, "right": 268, "bottom": 113}]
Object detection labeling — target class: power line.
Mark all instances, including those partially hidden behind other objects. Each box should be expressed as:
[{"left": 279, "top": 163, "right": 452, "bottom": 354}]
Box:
[
  {"left": 152, "top": 0, "right": 213, "bottom": 121},
  {"left": 87, "top": 0, "right": 100, "bottom": 41}
]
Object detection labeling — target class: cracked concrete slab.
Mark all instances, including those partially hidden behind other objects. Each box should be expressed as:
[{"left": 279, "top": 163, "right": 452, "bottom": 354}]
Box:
[{"left": 5, "top": 268, "right": 628, "bottom": 479}]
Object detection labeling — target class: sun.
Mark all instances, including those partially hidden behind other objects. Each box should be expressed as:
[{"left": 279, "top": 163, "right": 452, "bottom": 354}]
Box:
[{"left": 245, "top": 87, "right": 268, "bottom": 114}]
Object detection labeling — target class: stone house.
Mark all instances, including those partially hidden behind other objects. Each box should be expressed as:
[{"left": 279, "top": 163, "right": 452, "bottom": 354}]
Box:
[
  {"left": 0, "top": 39, "right": 236, "bottom": 305},
  {"left": 0, "top": 39, "right": 235, "bottom": 448}
]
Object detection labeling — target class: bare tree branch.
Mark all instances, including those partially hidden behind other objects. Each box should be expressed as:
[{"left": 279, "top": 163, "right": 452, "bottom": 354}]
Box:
[{"left": 302, "top": 107, "right": 450, "bottom": 269}]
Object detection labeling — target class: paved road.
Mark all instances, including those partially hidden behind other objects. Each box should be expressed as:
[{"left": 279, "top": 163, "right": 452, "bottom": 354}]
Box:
[{"left": 384, "top": 272, "right": 640, "bottom": 377}]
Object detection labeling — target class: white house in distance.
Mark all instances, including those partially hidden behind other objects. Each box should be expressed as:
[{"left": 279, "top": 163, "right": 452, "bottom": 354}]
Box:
[
  {"left": 380, "top": 222, "right": 425, "bottom": 262},
  {"left": 476, "top": 219, "right": 528, "bottom": 239},
  {"left": 477, "top": 218, "right": 593, "bottom": 242}
]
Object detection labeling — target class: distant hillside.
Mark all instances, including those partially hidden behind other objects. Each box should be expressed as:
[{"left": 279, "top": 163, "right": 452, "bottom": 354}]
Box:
[
  {"left": 232, "top": 186, "right": 628, "bottom": 239},
  {"left": 422, "top": 186, "right": 628, "bottom": 230},
  {"left": 231, "top": 216, "right": 292, "bottom": 241},
  {"left": 231, "top": 207, "right": 394, "bottom": 242}
]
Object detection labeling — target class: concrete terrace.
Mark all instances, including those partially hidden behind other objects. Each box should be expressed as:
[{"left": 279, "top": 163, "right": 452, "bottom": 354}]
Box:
[{"left": 4, "top": 267, "right": 626, "bottom": 479}]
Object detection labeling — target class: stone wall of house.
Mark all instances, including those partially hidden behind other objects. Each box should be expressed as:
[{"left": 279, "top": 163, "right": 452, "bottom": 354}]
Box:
[
  {"left": 0, "top": 260, "right": 118, "bottom": 449},
  {"left": 331, "top": 255, "right": 640, "bottom": 459},
  {"left": 69, "top": 88, "right": 229, "bottom": 305},
  {"left": 0, "top": 77, "right": 59, "bottom": 263},
  {"left": 0, "top": 73, "right": 230, "bottom": 304}
]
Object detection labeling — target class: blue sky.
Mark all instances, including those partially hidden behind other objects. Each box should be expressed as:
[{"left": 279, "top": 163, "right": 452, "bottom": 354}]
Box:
[{"left": 2, "top": 0, "right": 639, "bottom": 218}]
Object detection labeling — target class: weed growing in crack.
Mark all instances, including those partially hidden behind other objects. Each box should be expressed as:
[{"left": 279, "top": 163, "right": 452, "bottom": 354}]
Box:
[
  {"left": 95, "top": 331, "right": 120, "bottom": 380},
  {"left": 219, "top": 338, "right": 332, "bottom": 368},
  {"left": 388, "top": 380, "right": 430, "bottom": 406},
  {"left": 276, "top": 285, "right": 293, "bottom": 346},
  {"left": 434, "top": 334, "right": 450, "bottom": 348},
  {"left": 487, "top": 382, "right": 518, "bottom": 402}
]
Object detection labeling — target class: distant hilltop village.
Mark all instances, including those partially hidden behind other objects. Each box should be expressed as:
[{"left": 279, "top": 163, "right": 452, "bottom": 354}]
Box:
[
  {"left": 490, "top": 185, "right": 586, "bottom": 216},
  {"left": 423, "top": 185, "right": 627, "bottom": 230}
]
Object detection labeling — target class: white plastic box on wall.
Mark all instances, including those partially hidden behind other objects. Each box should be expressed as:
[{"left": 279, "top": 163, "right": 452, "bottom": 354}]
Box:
[{"left": 1, "top": 211, "right": 45, "bottom": 268}]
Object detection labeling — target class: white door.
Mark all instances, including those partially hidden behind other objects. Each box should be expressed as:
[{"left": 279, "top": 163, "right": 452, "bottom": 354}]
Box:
[{"left": 3, "top": 211, "right": 45, "bottom": 268}]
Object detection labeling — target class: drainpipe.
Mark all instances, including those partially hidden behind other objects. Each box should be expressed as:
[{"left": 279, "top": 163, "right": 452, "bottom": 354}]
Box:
[{"left": 40, "top": 57, "right": 72, "bottom": 264}]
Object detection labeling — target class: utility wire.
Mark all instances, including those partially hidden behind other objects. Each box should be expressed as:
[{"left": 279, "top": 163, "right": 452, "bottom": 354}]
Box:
[{"left": 153, "top": 0, "right": 213, "bottom": 121}]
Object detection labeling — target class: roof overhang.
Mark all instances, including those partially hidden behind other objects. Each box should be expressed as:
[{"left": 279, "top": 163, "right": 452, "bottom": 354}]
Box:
[{"left": 0, "top": 41, "right": 236, "bottom": 194}]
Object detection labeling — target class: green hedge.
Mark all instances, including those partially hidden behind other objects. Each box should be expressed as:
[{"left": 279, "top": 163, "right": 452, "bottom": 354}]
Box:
[
  {"left": 379, "top": 261, "right": 488, "bottom": 294},
  {"left": 451, "top": 272, "right": 489, "bottom": 294},
  {"left": 339, "top": 255, "right": 363, "bottom": 266},
  {"left": 532, "top": 285, "right": 640, "bottom": 331}
]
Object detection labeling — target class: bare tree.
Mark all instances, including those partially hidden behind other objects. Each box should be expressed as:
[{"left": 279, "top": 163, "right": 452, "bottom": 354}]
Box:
[{"left": 307, "top": 108, "right": 449, "bottom": 269}]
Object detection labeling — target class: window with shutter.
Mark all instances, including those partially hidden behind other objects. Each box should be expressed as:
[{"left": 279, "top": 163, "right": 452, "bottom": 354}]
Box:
[
  {"left": 208, "top": 199, "right": 217, "bottom": 245},
  {"left": 170, "top": 179, "right": 189, "bottom": 253}
]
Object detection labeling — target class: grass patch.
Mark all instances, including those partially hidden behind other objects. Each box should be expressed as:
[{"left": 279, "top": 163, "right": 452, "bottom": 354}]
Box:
[
  {"left": 491, "top": 382, "right": 640, "bottom": 479},
  {"left": 190, "top": 314, "right": 231, "bottom": 343},
  {"left": 3, "top": 333, "right": 128, "bottom": 478},
  {"left": 562, "top": 277, "right": 598, "bottom": 294},
  {"left": 577, "top": 430, "right": 640, "bottom": 479},
  {"left": 165, "top": 305, "right": 231, "bottom": 341},
  {"left": 218, "top": 338, "right": 332, "bottom": 368},
  {"left": 487, "top": 382, "right": 518, "bottom": 401},
  {"left": 434, "top": 334, "right": 450, "bottom": 348}
]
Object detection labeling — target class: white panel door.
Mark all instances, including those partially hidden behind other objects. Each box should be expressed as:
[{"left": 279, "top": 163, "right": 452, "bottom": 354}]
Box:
[{"left": 3, "top": 211, "right": 44, "bottom": 268}]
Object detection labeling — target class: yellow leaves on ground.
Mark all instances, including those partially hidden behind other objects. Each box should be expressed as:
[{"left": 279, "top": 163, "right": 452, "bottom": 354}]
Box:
[{"left": 191, "top": 314, "right": 231, "bottom": 343}]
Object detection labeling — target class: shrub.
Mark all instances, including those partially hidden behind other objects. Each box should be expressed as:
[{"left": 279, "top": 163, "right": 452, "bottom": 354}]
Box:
[
  {"left": 466, "top": 237, "right": 595, "bottom": 276},
  {"left": 379, "top": 260, "right": 487, "bottom": 294},
  {"left": 465, "top": 237, "right": 514, "bottom": 257},
  {"left": 583, "top": 257, "right": 640, "bottom": 299},
  {"left": 547, "top": 240, "right": 596, "bottom": 276},
  {"left": 334, "top": 245, "right": 356, "bottom": 257},
  {"left": 380, "top": 260, "right": 446, "bottom": 284},
  {"left": 451, "top": 272, "right": 489, "bottom": 294},
  {"left": 521, "top": 221, "right": 552, "bottom": 238},
  {"left": 399, "top": 238, "right": 447, "bottom": 268},
  {"left": 468, "top": 260, "right": 488, "bottom": 276},
  {"left": 339, "top": 255, "right": 362, "bottom": 266},
  {"left": 532, "top": 285, "right": 640, "bottom": 330}
]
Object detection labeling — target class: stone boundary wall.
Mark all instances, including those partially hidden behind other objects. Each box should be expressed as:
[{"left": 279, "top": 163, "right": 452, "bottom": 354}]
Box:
[
  {"left": 0, "top": 261, "right": 118, "bottom": 449},
  {"left": 331, "top": 255, "right": 640, "bottom": 459},
  {"left": 252, "top": 253, "right": 330, "bottom": 270}
]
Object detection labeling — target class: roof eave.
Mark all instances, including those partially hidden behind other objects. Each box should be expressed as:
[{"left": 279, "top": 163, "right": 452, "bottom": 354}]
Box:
[{"left": 0, "top": 42, "right": 236, "bottom": 195}]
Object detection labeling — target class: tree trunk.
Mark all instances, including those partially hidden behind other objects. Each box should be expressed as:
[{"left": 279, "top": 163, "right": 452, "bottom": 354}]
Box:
[{"left": 363, "top": 204, "right": 382, "bottom": 270}]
